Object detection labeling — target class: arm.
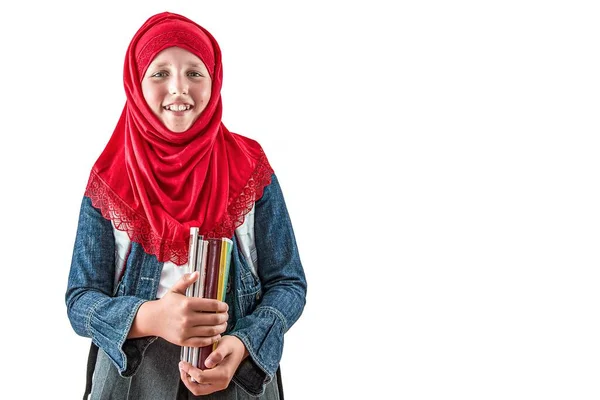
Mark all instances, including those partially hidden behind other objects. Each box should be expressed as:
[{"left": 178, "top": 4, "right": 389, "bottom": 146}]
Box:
[
  {"left": 229, "top": 173, "right": 308, "bottom": 395},
  {"left": 65, "top": 196, "right": 149, "bottom": 376},
  {"left": 66, "top": 197, "right": 228, "bottom": 376}
]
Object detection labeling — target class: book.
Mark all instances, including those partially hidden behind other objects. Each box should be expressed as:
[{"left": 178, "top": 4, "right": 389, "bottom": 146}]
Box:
[
  {"left": 180, "top": 228, "right": 233, "bottom": 370},
  {"left": 181, "top": 227, "right": 202, "bottom": 365}
]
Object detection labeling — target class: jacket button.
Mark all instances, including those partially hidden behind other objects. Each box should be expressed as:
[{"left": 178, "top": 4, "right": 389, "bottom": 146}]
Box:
[{"left": 256, "top": 292, "right": 261, "bottom": 301}]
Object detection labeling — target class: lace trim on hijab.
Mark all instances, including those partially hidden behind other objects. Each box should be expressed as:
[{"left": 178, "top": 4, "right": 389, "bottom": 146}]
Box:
[{"left": 84, "top": 151, "right": 273, "bottom": 266}]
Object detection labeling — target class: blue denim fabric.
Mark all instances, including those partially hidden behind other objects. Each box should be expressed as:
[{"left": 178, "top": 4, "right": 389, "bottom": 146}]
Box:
[{"left": 65, "top": 174, "right": 307, "bottom": 397}]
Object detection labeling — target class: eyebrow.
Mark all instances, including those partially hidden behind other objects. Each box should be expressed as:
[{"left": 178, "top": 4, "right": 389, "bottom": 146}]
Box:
[{"left": 150, "top": 62, "right": 205, "bottom": 69}]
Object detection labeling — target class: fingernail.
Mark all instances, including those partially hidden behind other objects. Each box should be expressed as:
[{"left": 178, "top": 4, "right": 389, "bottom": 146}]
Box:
[{"left": 178, "top": 361, "right": 184, "bottom": 370}]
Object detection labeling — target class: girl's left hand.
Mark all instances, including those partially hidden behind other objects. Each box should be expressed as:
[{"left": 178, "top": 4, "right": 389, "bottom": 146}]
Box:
[{"left": 179, "top": 335, "right": 249, "bottom": 395}]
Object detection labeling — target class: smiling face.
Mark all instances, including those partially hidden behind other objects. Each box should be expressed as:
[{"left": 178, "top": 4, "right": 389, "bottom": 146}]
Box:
[{"left": 141, "top": 46, "right": 212, "bottom": 132}]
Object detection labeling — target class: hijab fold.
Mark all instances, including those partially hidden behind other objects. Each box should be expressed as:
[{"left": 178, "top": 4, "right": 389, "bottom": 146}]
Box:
[{"left": 85, "top": 12, "right": 273, "bottom": 265}]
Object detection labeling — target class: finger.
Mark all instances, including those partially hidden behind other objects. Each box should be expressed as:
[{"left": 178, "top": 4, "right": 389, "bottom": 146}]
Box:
[
  {"left": 179, "top": 363, "right": 213, "bottom": 396},
  {"left": 179, "top": 362, "right": 218, "bottom": 392},
  {"left": 204, "top": 341, "right": 230, "bottom": 369},
  {"left": 197, "top": 362, "right": 228, "bottom": 383},
  {"left": 187, "top": 298, "right": 229, "bottom": 313},
  {"left": 184, "top": 334, "right": 221, "bottom": 348},
  {"left": 204, "top": 351, "right": 224, "bottom": 369},
  {"left": 185, "top": 321, "right": 227, "bottom": 338},
  {"left": 179, "top": 361, "right": 204, "bottom": 383},
  {"left": 187, "top": 312, "right": 228, "bottom": 328},
  {"left": 170, "top": 271, "right": 198, "bottom": 295}
]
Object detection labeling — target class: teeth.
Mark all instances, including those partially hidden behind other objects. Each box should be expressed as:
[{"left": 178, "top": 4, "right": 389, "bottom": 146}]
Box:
[{"left": 164, "top": 104, "right": 192, "bottom": 111}]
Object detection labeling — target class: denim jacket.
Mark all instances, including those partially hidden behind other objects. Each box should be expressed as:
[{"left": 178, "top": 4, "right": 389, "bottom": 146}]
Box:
[{"left": 65, "top": 174, "right": 307, "bottom": 396}]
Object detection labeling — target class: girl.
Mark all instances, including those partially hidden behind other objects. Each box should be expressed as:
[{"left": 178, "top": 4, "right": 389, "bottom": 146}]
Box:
[{"left": 66, "top": 11, "right": 306, "bottom": 399}]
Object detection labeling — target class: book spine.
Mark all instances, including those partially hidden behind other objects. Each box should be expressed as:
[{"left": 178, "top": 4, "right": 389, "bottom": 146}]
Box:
[
  {"left": 203, "top": 239, "right": 222, "bottom": 300},
  {"left": 190, "top": 237, "right": 206, "bottom": 368},
  {"left": 182, "top": 228, "right": 200, "bottom": 364},
  {"left": 216, "top": 238, "right": 227, "bottom": 302},
  {"left": 221, "top": 239, "right": 232, "bottom": 302},
  {"left": 199, "top": 238, "right": 222, "bottom": 369}
]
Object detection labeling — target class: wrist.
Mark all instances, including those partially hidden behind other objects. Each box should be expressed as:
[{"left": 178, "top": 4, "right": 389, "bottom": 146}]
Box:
[
  {"left": 128, "top": 300, "right": 157, "bottom": 338},
  {"left": 228, "top": 335, "right": 249, "bottom": 360}
]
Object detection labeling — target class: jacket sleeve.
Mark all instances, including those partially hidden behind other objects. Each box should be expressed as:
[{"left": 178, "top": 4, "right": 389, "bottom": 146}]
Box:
[
  {"left": 229, "top": 174, "right": 308, "bottom": 396},
  {"left": 65, "top": 196, "right": 154, "bottom": 377}
]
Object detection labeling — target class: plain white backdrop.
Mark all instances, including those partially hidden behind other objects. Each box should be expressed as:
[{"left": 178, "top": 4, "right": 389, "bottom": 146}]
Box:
[{"left": 1, "top": 1, "right": 599, "bottom": 399}]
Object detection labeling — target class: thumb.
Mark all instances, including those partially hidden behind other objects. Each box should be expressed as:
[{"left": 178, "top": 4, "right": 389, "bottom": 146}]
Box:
[
  {"left": 170, "top": 271, "right": 198, "bottom": 295},
  {"left": 205, "top": 344, "right": 227, "bottom": 369}
]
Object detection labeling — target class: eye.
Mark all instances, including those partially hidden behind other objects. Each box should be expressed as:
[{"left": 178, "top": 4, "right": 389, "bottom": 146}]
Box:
[
  {"left": 187, "top": 71, "right": 204, "bottom": 78},
  {"left": 151, "top": 71, "right": 168, "bottom": 78}
]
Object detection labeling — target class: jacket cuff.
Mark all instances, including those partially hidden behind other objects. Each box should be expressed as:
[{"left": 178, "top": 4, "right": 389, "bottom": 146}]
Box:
[
  {"left": 229, "top": 307, "right": 285, "bottom": 396},
  {"left": 88, "top": 296, "right": 156, "bottom": 377}
]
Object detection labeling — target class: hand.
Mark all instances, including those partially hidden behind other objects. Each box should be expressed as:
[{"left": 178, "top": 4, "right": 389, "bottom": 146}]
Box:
[
  {"left": 178, "top": 335, "right": 249, "bottom": 395},
  {"left": 153, "top": 271, "right": 229, "bottom": 347}
]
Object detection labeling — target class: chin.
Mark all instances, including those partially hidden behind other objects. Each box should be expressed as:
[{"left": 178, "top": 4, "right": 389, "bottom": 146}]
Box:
[
  {"left": 170, "top": 127, "right": 190, "bottom": 133},
  {"left": 164, "top": 121, "right": 192, "bottom": 133}
]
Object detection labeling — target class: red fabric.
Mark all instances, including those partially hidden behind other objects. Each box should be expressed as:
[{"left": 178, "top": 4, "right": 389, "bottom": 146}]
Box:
[{"left": 85, "top": 12, "right": 273, "bottom": 265}]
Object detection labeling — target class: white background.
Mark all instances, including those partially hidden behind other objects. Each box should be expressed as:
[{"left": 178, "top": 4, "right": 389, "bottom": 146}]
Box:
[{"left": 1, "top": 1, "right": 599, "bottom": 399}]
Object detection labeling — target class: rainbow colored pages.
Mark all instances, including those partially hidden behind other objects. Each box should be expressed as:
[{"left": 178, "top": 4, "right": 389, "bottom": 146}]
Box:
[{"left": 180, "top": 227, "right": 233, "bottom": 370}]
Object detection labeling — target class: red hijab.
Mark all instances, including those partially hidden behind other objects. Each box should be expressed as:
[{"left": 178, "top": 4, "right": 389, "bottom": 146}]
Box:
[{"left": 85, "top": 12, "right": 273, "bottom": 265}]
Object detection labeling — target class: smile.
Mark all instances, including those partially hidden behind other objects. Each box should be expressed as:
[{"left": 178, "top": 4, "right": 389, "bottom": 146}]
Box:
[{"left": 163, "top": 104, "right": 193, "bottom": 111}]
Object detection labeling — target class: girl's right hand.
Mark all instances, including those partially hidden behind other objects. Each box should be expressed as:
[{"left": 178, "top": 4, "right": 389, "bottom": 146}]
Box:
[{"left": 150, "top": 272, "right": 229, "bottom": 347}]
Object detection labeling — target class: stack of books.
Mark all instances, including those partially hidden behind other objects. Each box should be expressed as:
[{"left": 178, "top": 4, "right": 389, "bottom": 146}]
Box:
[{"left": 180, "top": 227, "right": 233, "bottom": 370}]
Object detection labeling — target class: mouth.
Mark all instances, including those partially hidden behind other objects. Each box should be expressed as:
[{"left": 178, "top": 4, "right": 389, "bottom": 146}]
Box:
[{"left": 163, "top": 104, "right": 193, "bottom": 112}]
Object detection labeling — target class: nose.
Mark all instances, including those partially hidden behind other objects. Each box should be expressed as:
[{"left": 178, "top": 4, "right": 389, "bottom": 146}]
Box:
[{"left": 168, "top": 74, "right": 188, "bottom": 95}]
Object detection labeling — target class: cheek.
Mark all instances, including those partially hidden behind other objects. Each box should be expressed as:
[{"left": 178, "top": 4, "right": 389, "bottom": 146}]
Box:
[
  {"left": 204, "top": 82, "right": 213, "bottom": 101},
  {"left": 141, "top": 83, "right": 162, "bottom": 110},
  {"left": 195, "top": 82, "right": 212, "bottom": 104}
]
